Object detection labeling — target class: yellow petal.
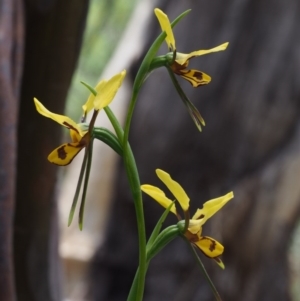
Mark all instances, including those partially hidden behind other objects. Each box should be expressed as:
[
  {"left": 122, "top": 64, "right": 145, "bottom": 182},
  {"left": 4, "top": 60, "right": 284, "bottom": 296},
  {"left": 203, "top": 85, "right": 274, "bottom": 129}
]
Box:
[
  {"left": 178, "top": 69, "right": 211, "bottom": 87},
  {"left": 175, "top": 42, "right": 229, "bottom": 65},
  {"left": 82, "top": 93, "right": 95, "bottom": 116},
  {"left": 156, "top": 169, "right": 189, "bottom": 211},
  {"left": 48, "top": 142, "right": 84, "bottom": 166},
  {"left": 93, "top": 70, "right": 126, "bottom": 110},
  {"left": 194, "top": 236, "right": 224, "bottom": 258},
  {"left": 34, "top": 98, "right": 85, "bottom": 137},
  {"left": 187, "top": 219, "right": 202, "bottom": 235},
  {"left": 69, "top": 129, "right": 82, "bottom": 143},
  {"left": 141, "top": 184, "right": 177, "bottom": 215},
  {"left": 192, "top": 192, "right": 234, "bottom": 225},
  {"left": 154, "top": 8, "right": 175, "bottom": 51},
  {"left": 82, "top": 79, "right": 107, "bottom": 115}
]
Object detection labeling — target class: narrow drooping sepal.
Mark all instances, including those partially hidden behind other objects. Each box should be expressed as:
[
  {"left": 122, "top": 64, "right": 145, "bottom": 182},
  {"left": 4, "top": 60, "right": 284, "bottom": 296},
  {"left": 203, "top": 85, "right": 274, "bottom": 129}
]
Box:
[
  {"left": 167, "top": 67, "right": 205, "bottom": 131},
  {"left": 68, "top": 149, "right": 89, "bottom": 226},
  {"left": 187, "top": 241, "right": 223, "bottom": 301},
  {"left": 79, "top": 139, "right": 94, "bottom": 230}
]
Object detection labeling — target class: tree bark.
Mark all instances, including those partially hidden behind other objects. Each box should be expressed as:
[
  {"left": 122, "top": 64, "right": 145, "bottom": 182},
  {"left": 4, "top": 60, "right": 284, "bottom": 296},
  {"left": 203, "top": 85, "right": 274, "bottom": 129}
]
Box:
[
  {"left": 0, "top": 1, "right": 24, "bottom": 301},
  {"left": 90, "top": 0, "right": 300, "bottom": 300},
  {"left": 12, "top": 1, "right": 89, "bottom": 301}
]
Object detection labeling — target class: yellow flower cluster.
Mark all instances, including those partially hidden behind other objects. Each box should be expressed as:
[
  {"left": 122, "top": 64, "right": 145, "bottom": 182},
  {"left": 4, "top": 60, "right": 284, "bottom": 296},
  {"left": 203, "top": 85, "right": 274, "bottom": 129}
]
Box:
[
  {"left": 34, "top": 70, "right": 126, "bottom": 165},
  {"left": 141, "top": 169, "right": 233, "bottom": 268},
  {"left": 155, "top": 8, "right": 228, "bottom": 87}
]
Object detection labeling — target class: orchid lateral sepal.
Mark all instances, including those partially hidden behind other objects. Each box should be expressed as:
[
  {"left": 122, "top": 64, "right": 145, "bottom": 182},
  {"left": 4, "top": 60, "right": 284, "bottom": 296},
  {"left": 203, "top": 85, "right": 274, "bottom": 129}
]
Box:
[
  {"left": 186, "top": 240, "right": 223, "bottom": 301},
  {"left": 78, "top": 138, "right": 94, "bottom": 230},
  {"left": 167, "top": 67, "right": 205, "bottom": 131},
  {"left": 68, "top": 147, "right": 89, "bottom": 226}
]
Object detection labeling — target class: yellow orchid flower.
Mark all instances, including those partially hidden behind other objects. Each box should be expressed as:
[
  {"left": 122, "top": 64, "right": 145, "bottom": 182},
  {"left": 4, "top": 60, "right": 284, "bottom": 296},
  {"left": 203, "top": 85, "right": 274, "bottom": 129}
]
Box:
[
  {"left": 141, "top": 169, "right": 234, "bottom": 268},
  {"left": 154, "top": 8, "right": 228, "bottom": 87},
  {"left": 82, "top": 70, "right": 126, "bottom": 118},
  {"left": 34, "top": 70, "right": 126, "bottom": 166},
  {"left": 34, "top": 98, "right": 89, "bottom": 165}
]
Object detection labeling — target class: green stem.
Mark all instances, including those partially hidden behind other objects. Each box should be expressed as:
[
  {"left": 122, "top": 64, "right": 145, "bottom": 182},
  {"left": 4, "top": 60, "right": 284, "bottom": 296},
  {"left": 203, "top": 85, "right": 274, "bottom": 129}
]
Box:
[
  {"left": 128, "top": 225, "right": 179, "bottom": 301},
  {"left": 123, "top": 9, "right": 191, "bottom": 150},
  {"left": 123, "top": 143, "right": 147, "bottom": 301},
  {"left": 104, "top": 11, "right": 192, "bottom": 300},
  {"left": 104, "top": 107, "right": 147, "bottom": 301},
  {"left": 104, "top": 106, "right": 124, "bottom": 142}
]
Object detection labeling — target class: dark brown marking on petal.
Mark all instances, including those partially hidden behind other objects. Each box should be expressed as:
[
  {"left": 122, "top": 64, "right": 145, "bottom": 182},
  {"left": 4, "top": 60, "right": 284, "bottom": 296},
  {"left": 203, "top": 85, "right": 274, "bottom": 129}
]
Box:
[
  {"left": 193, "top": 71, "right": 203, "bottom": 80},
  {"left": 197, "top": 214, "right": 204, "bottom": 220},
  {"left": 171, "top": 61, "right": 185, "bottom": 73},
  {"left": 185, "top": 230, "right": 199, "bottom": 243},
  {"left": 63, "top": 121, "right": 79, "bottom": 134},
  {"left": 199, "top": 237, "right": 217, "bottom": 252},
  {"left": 209, "top": 239, "right": 216, "bottom": 252},
  {"left": 57, "top": 145, "right": 67, "bottom": 159}
]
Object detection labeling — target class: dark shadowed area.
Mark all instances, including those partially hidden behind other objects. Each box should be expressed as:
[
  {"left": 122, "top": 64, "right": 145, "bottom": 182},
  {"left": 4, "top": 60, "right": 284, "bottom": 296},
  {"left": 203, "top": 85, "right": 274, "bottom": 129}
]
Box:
[
  {"left": 0, "top": 0, "right": 89, "bottom": 300},
  {"left": 90, "top": 0, "right": 300, "bottom": 301}
]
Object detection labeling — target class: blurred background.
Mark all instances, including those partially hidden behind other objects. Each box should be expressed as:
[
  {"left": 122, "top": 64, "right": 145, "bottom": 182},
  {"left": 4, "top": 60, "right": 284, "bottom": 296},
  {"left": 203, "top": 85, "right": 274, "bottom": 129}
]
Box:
[{"left": 1, "top": 0, "right": 300, "bottom": 300}]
